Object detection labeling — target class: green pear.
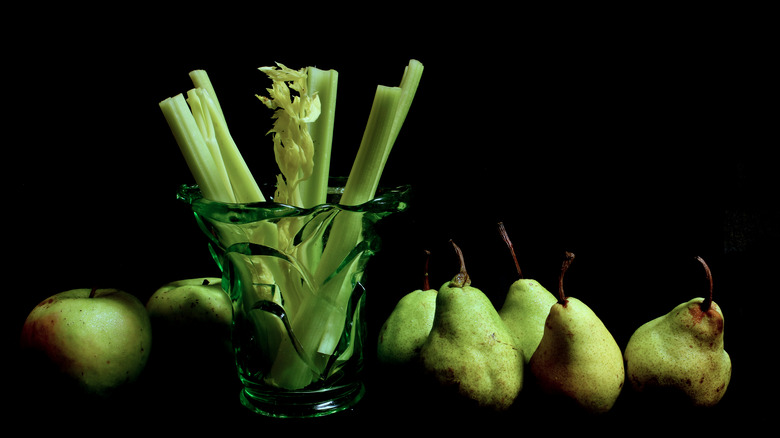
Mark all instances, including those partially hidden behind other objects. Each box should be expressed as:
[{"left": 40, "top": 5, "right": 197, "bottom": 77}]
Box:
[
  {"left": 377, "top": 250, "right": 438, "bottom": 364},
  {"left": 496, "top": 223, "right": 558, "bottom": 364},
  {"left": 420, "top": 241, "right": 523, "bottom": 411},
  {"left": 623, "top": 256, "right": 731, "bottom": 407},
  {"left": 529, "top": 252, "right": 624, "bottom": 414}
]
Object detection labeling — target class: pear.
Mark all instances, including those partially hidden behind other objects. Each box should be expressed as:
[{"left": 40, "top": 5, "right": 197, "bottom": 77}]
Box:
[
  {"left": 529, "top": 252, "right": 625, "bottom": 414},
  {"left": 623, "top": 256, "right": 731, "bottom": 407},
  {"left": 496, "top": 222, "right": 558, "bottom": 364},
  {"left": 377, "top": 250, "right": 438, "bottom": 364},
  {"left": 420, "top": 241, "right": 523, "bottom": 411}
]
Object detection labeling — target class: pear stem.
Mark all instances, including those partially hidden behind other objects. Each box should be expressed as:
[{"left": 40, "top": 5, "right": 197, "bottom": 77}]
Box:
[
  {"left": 497, "top": 222, "right": 523, "bottom": 279},
  {"left": 558, "top": 252, "right": 575, "bottom": 304},
  {"left": 695, "top": 256, "right": 713, "bottom": 311},
  {"left": 423, "top": 249, "right": 431, "bottom": 291},
  {"left": 88, "top": 287, "right": 97, "bottom": 299},
  {"left": 449, "top": 240, "right": 471, "bottom": 287}
]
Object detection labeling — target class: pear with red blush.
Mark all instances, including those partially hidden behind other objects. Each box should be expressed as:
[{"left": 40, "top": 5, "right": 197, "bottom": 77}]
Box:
[{"left": 623, "top": 256, "right": 732, "bottom": 407}]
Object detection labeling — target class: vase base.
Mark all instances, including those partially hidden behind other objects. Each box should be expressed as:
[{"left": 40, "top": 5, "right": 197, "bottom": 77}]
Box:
[{"left": 239, "top": 380, "right": 365, "bottom": 418}]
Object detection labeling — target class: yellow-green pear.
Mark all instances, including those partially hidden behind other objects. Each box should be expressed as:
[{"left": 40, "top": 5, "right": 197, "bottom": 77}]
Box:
[
  {"left": 529, "top": 252, "right": 624, "bottom": 414},
  {"left": 420, "top": 241, "right": 523, "bottom": 411},
  {"left": 377, "top": 251, "right": 437, "bottom": 364},
  {"left": 624, "top": 256, "right": 731, "bottom": 407},
  {"left": 496, "top": 223, "right": 558, "bottom": 364}
]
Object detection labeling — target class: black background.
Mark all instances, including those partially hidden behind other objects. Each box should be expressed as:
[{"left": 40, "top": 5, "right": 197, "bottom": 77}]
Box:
[{"left": 6, "top": 5, "right": 775, "bottom": 434}]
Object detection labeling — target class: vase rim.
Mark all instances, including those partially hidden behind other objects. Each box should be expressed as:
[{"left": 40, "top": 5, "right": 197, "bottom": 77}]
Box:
[{"left": 176, "top": 180, "right": 411, "bottom": 223}]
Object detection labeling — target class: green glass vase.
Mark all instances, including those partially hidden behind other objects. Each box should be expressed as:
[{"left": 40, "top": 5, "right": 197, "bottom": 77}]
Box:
[{"left": 178, "top": 179, "right": 410, "bottom": 418}]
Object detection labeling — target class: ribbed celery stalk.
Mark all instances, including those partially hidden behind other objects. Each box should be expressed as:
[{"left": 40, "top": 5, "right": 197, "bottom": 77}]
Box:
[
  {"left": 312, "top": 85, "right": 402, "bottom": 356},
  {"left": 382, "top": 59, "right": 424, "bottom": 186},
  {"left": 189, "top": 70, "right": 265, "bottom": 203},
  {"left": 267, "top": 85, "right": 403, "bottom": 389},
  {"left": 290, "top": 68, "right": 339, "bottom": 296},
  {"left": 189, "top": 70, "right": 225, "bottom": 118},
  {"left": 313, "top": 84, "right": 403, "bottom": 287},
  {"left": 267, "top": 60, "right": 423, "bottom": 389},
  {"left": 315, "top": 60, "right": 423, "bottom": 354},
  {"left": 185, "top": 88, "right": 234, "bottom": 200},
  {"left": 326, "top": 61, "right": 423, "bottom": 264},
  {"left": 298, "top": 67, "right": 338, "bottom": 208},
  {"left": 160, "top": 70, "right": 265, "bottom": 204},
  {"left": 159, "top": 94, "right": 236, "bottom": 203}
]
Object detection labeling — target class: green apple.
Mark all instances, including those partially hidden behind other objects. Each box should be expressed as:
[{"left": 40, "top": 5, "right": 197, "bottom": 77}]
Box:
[
  {"left": 19, "top": 288, "right": 152, "bottom": 396},
  {"left": 145, "top": 277, "right": 233, "bottom": 358},
  {"left": 143, "top": 277, "right": 236, "bottom": 407},
  {"left": 144, "top": 277, "right": 235, "bottom": 400},
  {"left": 145, "top": 277, "right": 231, "bottom": 329}
]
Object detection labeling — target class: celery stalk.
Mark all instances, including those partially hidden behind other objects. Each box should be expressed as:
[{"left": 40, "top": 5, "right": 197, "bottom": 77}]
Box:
[
  {"left": 313, "top": 86, "right": 402, "bottom": 355},
  {"left": 267, "top": 60, "right": 422, "bottom": 387},
  {"left": 317, "top": 59, "right": 423, "bottom": 287},
  {"left": 160, "top": 69, "right": 266, "bottom": 204},
  {"left": 189, "top": 70, "right": 224, "bottom": 120},
  {"left": 293, "top": 68, "right": 339, "bottom": 285},
  {"left": 159, "top": 94, "right": 236, "bottom": 203},
  {"left": 383, "top": 59, "right": 424, "bottom": 180},
  {"left": 189, "top": 70, "right": 265, "bottom": 203},
  {"left": 186, "top": 88, "right": 235, "bottom": 201},
  {"left": 298, "top": 67, "right": 338, "bottom": 208},
  {"left": 316, "top": 60, "right": 422, "bottom": 354},
  {"left": 265, "top": 61, "right": 423, "bottom": 388},
  {"left": 313, "top": 84, "right": 402, "bottom": 285},
  {"left": 265, "top": 85, "right": 403, "bottom": 389}
]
